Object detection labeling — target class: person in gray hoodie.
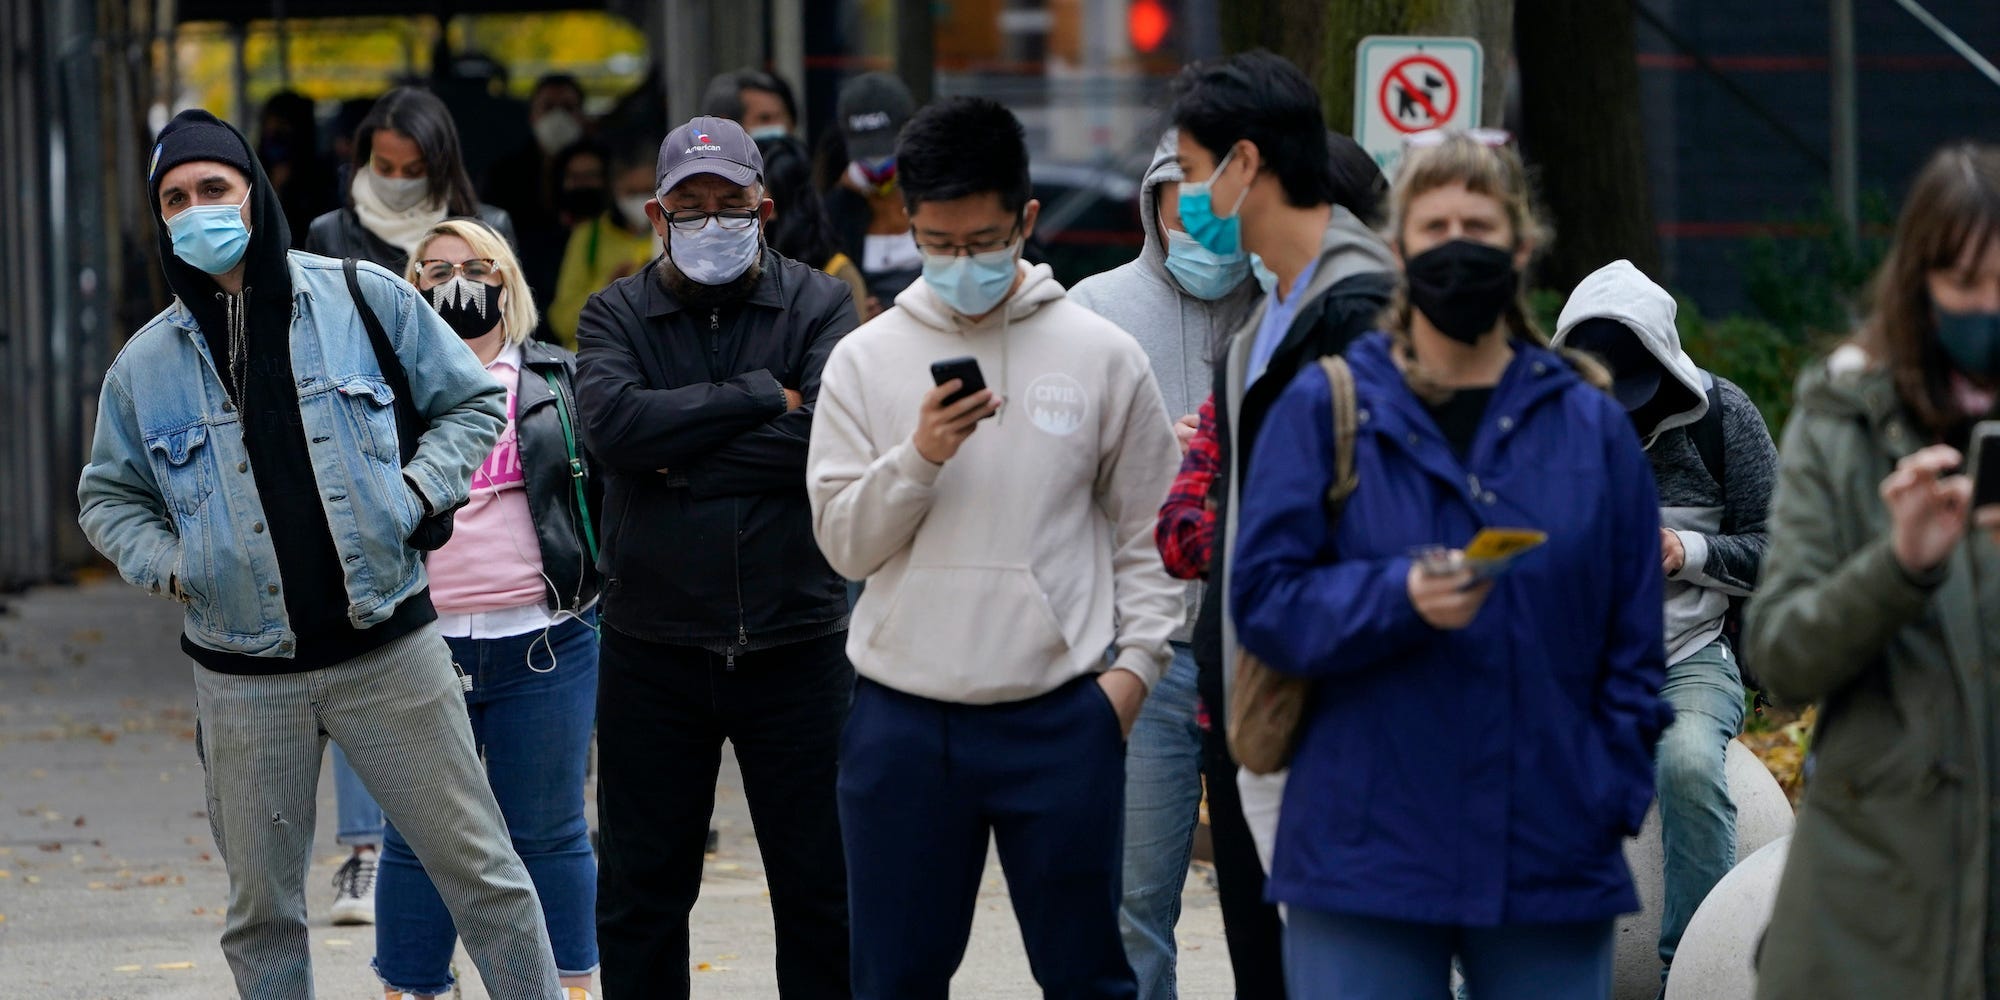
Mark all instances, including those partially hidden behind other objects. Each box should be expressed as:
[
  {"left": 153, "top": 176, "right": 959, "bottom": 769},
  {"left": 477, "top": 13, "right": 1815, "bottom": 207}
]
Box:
[
  {"left": 1552, "top": 259, "right": 1780, "bottom": 985},
  {"left": 1068, "top": 127, "right": 1261, "bottom": 1000}
]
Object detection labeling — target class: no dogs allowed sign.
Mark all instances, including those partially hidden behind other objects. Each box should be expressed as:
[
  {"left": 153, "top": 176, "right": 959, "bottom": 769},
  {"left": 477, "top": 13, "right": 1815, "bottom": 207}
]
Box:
[{"left": 1355, "top": 36, "right": 1484, "bottom": 176}]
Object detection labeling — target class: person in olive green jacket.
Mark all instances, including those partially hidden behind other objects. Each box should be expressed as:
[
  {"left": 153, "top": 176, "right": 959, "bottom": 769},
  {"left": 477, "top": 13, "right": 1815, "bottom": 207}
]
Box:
[{"left": 1749, "top": 142, "right": 2000, "bottom": 999}]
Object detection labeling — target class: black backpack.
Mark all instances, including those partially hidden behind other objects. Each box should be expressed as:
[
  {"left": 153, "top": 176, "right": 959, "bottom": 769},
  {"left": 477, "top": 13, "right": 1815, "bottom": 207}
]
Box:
[{"left": 1685, "top": 375, "right": 1759, "bottom": 695}]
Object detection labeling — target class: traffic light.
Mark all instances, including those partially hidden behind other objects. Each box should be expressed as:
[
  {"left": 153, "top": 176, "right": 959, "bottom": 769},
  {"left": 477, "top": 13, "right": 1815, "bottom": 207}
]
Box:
[{"left": 1128, "top": 0, "right": 1171, "bottom": 54}]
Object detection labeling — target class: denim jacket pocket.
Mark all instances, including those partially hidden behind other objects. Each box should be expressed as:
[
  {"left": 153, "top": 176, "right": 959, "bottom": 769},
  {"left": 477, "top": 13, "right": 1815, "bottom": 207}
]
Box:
[
  {"left": 334, "top": 375, "right": 402, "bottom": 466},
  {"left": 144, "top": 423, "right": 214, "bottom": 518}
]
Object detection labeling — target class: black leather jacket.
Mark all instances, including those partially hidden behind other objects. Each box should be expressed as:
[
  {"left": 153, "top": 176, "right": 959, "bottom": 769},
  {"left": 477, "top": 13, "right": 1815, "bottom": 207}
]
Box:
[
  {"left": 575, "top": 251, "right": 857, "bottom": 650},
  {"left": 305, "top": 203, "right": 517, "bottom": 276},
  {"left": 512, "top": 340, "right": 604, "bottom": 613}
]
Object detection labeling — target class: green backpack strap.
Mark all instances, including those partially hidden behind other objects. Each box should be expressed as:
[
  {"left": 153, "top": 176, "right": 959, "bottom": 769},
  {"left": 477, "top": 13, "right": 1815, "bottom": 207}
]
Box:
[{"left": 542, "top": 368, "right": 599, "bottom": 564}]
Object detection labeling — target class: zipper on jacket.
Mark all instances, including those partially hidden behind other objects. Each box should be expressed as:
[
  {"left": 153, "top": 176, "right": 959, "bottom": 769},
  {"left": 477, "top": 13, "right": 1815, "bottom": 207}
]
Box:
[{"left": 708, "top": 307, "right": 722, "bottom": 367}]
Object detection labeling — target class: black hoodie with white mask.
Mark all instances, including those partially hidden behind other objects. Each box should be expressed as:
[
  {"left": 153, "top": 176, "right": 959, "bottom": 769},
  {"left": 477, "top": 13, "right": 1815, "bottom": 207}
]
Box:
[{"left": 1553, "top": 260, "right": 1780, "bottom": 665}]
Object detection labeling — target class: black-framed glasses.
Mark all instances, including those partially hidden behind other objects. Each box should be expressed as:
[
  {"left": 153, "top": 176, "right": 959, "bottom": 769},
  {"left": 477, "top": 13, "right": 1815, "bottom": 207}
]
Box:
[
  {"left": 662, "top": 208, "right": 760, "bottom": 232},
  {"left": 417, "top": 258, "right": 501, "bottom": 283},
  {"left": 914, "top": 223, "right": 1023, "bottom": 259}
]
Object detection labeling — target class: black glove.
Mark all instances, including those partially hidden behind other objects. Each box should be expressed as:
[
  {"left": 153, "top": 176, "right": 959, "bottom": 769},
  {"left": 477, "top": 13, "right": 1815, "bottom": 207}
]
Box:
[{"left": 403, "top": 475, "right": 458, "bottom": 552}]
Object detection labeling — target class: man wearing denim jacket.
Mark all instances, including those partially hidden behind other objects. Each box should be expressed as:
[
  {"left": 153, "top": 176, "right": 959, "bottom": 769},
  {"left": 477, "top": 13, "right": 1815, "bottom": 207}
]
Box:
[{"left": 77, "top": 109, "right": 565, "bottom": 998}]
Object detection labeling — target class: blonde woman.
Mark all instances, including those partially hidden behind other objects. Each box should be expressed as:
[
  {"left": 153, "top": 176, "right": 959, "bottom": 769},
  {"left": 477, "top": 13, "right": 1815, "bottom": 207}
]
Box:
[
  {"left": 374, "top": 218, "right": 602, "bottom": 1000},
  {"left": 1229, "top": 132, "right": 1672, "bottom": 999}
]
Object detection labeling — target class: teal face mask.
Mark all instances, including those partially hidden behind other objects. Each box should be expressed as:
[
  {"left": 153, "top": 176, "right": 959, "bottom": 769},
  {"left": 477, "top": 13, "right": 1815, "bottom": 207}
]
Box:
[
  {"left": 1176, "top": 146, "right": 1248, "bottom": 257},
  {"left": 1163, "top": 227, "right": 1249, "bottom": 300},
  {"left": 1935, "top": 301, "right": 2000, "bottom": 378},
  {"left": 1251, "top": 253, "right": 1278, "bottom": 294},
  {"left": 922, "top": 240, "right": 1020, "bottom": 317},
  {"left": 167, "top": 193, "right": 252, "bottom": 275},
  {"left": 749, "top": 125, "right": 790, "bottom": 143}
]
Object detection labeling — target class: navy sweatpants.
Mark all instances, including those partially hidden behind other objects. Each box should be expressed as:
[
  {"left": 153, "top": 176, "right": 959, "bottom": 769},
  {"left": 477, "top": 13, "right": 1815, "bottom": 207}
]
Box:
[{"left": 839, "top": 674, "right": 1137, "bottom": 1000}]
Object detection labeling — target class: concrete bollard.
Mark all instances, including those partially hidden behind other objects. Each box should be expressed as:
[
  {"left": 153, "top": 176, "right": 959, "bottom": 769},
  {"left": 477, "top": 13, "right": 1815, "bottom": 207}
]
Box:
[
  {"left": 1611, "top": 739, "right": 1794, "bottom": 1000},
  {"left": 1662, "top": 836, "right": 1791, "bottom": 1000}
]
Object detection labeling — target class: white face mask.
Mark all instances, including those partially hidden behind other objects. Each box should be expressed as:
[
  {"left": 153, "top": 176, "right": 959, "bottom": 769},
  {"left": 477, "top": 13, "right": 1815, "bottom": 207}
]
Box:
[
  {"left": 533, "top": 109, "right": 585, "bottom": 156},
  {"left": 370, "top": 170, "right": 430, "bottom": 213},
  {"left": 617, "top": 193, "right": 657, "bottom": 231}
]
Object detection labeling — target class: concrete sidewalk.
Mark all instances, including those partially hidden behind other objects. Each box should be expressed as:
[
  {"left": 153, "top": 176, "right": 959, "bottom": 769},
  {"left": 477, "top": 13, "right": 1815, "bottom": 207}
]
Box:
[{"left": 0, "top": 578, "right": 1236, "bottom": 998}]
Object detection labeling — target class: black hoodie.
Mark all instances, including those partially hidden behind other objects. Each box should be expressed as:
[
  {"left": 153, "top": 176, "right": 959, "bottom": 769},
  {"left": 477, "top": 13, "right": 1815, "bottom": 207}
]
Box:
[{"left": 151, "top": 111, "right": 434, "bottom": 674}]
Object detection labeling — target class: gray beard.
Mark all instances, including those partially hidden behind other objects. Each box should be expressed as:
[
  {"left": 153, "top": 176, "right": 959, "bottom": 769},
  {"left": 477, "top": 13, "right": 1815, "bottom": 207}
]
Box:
[{"left": 660, "top": 244, "right": 766, "bottom": 310}]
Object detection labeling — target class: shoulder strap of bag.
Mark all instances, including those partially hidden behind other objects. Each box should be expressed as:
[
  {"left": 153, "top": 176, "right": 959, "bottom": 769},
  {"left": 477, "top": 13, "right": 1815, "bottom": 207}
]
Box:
[
  {"left": 1690, "top": 374, "right": 1726, "bottom": 488},
  {"left": 1317, "top": 355, "right": 1361, "bottom": 519},
  {"left": 541, "top": 367, "right": 600, "bottom": 564},
  {"left": 343, "top": 257, "right": 422, "bottom": 465}
]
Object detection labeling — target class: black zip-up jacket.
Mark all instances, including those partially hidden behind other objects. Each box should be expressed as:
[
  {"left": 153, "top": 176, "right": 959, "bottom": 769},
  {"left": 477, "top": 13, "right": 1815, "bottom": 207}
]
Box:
[
  {"left": 575, "top": 250, "right": 857, "bottom": 651},
  {"left": 305, "top": 204, "right": 517, "bottom": 277},
  {"left": 513, "top": 340, "right": 605, "bottom": 613},
  {"left": 1191, "top": 269, "right": 1396, "bottom": 712}
]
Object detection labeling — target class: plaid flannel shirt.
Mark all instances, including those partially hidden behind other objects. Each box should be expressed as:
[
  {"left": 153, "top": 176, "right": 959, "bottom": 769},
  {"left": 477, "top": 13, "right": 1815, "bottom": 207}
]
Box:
[{"left": 1155, "top": 393, "right": 1219, "bottom": 581}]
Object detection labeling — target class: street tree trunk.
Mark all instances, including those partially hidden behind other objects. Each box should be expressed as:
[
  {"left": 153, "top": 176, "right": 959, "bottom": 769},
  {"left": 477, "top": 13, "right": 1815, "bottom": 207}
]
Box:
[
  {"left": 1222, "top": 0, "right": 1512, "bottom": 133},
  {"left": 1516, "top": 0, "right": 1661, "bottom": 289}
]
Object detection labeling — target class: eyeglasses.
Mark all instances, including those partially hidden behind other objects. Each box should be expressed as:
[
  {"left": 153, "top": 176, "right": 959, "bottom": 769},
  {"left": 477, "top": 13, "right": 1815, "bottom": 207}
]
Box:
[
  {"left": 914, "top": 224, "right": 1022, "bottom": 258},
  {"left": 417, "top": 258, "right": 501, "bottom": 283},
  {"left": 1404, "top": 128, "right": 1514, "bottom": 149},
  {"left": 661, "top": 207, "right": 761, "bottom": 232}
]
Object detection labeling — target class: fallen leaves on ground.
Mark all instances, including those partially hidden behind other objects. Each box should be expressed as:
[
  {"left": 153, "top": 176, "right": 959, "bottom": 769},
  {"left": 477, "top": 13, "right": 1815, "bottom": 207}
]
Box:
[{"left": 1740, "top": 706, "right": 1814, "bottom": 804}]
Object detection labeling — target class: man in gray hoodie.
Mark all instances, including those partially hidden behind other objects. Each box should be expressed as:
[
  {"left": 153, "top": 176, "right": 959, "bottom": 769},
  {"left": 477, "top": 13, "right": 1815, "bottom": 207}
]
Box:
[
  {"left": 1068, "top": 128, "right": 1262, "bottom": 1000},
  {"left": 1553, "top": 260, "right": 1780, "bottom": 985}
]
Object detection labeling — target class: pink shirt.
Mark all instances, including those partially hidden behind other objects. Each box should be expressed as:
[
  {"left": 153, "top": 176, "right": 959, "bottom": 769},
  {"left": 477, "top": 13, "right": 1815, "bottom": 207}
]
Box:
[{"left": 427, "top": 345, "right": 551, "bottom": 620}]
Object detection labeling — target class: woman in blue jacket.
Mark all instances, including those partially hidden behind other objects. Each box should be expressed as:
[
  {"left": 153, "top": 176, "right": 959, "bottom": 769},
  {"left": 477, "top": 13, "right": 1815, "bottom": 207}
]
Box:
[{"left": 1231, "top": 132, "right": 1673, "bottom": 999}]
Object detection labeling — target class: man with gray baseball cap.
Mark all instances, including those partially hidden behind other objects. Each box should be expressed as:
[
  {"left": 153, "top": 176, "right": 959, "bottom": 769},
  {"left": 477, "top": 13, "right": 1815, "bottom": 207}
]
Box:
[
  {"left": 574, "top": 114, "right": 860, "bottom": 999},
  {"left": 826, "top": 72, "right": 923, "bottom": 316}
]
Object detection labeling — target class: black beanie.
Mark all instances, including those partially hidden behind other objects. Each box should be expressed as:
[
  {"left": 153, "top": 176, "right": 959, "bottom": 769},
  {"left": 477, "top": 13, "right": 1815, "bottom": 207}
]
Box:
[{"left": 148, "top": 109, "right": 256, "bottom": 208}]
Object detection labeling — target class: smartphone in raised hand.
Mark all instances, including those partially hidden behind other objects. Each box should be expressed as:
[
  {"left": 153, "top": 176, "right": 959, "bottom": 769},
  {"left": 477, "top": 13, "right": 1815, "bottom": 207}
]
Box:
[{"left": 930, "top": 356, "right": 988, "bottom": 408}]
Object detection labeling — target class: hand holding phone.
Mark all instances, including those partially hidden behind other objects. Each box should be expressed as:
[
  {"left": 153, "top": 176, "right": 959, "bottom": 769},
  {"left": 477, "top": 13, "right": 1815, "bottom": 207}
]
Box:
[{"left": 915, "top": 356, "right": 1001, "bottom": 464}]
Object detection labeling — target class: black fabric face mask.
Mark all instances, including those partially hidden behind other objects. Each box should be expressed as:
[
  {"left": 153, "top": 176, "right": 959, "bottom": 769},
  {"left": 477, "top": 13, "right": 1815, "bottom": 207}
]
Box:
[
  {"left": 558, "top": 186, "right": 608, "bottom": 220},
  {"left": 1404, "top": 239, "right": 1519, "bottom": 345},
  {"left": 426, "top": 277, "right": 503, "bottom": 340}
]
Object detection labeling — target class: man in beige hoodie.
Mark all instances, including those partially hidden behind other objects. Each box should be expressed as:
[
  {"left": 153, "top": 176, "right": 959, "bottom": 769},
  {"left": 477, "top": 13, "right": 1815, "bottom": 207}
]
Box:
[{"left": 806, "top": 97, "right": 1183, "bottom": 998}]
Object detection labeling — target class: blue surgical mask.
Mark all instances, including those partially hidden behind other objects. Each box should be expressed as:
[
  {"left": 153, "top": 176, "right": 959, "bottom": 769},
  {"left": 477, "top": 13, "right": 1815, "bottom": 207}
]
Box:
[
  {"left": 1177, "top": 147, "right": 1249, "bottom": 257},
  {"left": 667, "top": 204, "right": 763, "bottom": 285},
  {"left": 749, "top": 125, "right": 791, "bottom": 143},
  {"left": 923, "top": 241, "right": 1020, "bottom": 317},
  {"left": 1934, "top": 301, "right": 2000, "bottom": 379},
  {"left": 1163, "top": 228, "right": 1249, "bottom": 301},
  {"left": 167, "top": 193, "right": 252, "bottom": 275},
  {"left": 1251, "top": 253, "right": 1278, "bottom": 294}
]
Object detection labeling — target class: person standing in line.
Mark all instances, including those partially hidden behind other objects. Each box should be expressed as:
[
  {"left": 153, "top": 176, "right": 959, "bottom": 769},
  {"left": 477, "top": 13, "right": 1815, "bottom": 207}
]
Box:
[
  {"left": 701, "top": 67, "right": 802, "bottom": 143},
  {"left": 822, "top": 72, "right": 923, "bottom": 319},
  {"left": 304, "top": 83, "right": 518, "bottom": 927},
  {"left": 1165, "top": 51, "right": 1400, "bottom": 998},
  {"left": 1067, "top": 126, "right": 1263, "bottom": 1000},
  {"left": 807, "top": 95, "right": 1183, "bottom": 999},
  {"left": 549, "top": 135, "right": 665, "bottom": 350},
  {"left": 78, "top": 108, "right": 563, "bottom": 998},
  {"left": 366, "top": 218, "right": 603, "bottom": 1000},
  {"left": 309, "top": 86, "right": 518, "bottom": 276},
  {"left": 1749, "top": 142, "right": 2000, "bottom": 999},
  {"left": 575, "top": 116, "right": 858, "bottom": 1000},
  {"left": 1552, "top": 260, "right": 1779, "bottom": 988},
  {"left": 1231, "top": 131, "right": 1671, "bottom": 1000}
]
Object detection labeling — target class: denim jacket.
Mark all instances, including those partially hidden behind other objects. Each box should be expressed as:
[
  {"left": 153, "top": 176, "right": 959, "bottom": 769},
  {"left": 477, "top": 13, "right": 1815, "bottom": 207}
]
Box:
[{"left": 78, "top": 251, "right": 505, "bottom": 657}]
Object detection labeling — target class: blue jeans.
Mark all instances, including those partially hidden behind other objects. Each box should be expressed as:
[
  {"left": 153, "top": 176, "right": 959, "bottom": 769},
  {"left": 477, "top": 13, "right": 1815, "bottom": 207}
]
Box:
[
  {"left": 331, "top": 742, "right": 383, "bottom": 847},
  {"left": 1119, "top": 643, "right": 1204, "bottom": 999},
  {"left": 1283, "top": 908, "right": 1613, "bottom": 1000},
  {"left": 373, "top": 613, "right": 601, "bottom": 994},
  {"left": 1655, "top": 637, "right": 1744, "bottom": 973}
]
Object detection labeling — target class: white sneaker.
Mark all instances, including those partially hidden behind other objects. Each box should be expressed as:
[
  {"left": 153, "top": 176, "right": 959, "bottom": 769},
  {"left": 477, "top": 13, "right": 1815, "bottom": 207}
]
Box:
[{"left": 330, "top": 849, "right": 377, "bottom": 925}]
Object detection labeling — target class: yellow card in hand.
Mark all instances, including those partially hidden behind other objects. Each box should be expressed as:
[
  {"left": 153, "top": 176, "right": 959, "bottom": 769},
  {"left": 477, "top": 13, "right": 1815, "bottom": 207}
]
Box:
[{"left": 1462, "top": 528, "right": 1548, "bottom": 579}]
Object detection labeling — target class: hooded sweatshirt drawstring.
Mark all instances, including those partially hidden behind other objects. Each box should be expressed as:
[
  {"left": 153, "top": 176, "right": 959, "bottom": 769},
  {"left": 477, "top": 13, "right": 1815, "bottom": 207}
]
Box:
[{"left": 218, "top": 288, "right": 250, "bottom": 412}]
